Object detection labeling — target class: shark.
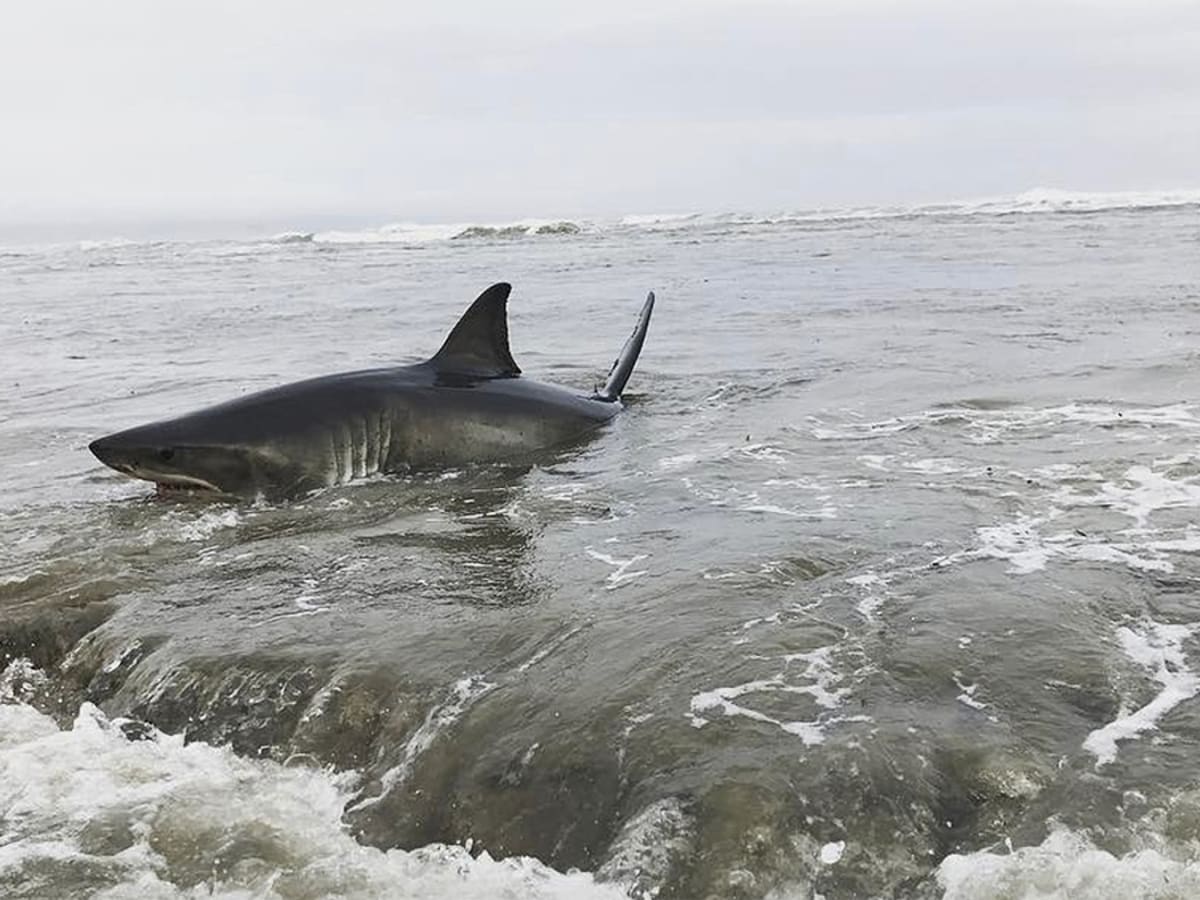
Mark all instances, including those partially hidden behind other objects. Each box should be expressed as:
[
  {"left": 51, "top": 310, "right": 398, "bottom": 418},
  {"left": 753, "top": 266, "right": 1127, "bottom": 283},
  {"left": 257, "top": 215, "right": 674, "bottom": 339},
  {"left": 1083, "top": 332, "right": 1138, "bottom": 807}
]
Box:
[{"left": 88, "top": 282, "right": 654, "bottom": 499}]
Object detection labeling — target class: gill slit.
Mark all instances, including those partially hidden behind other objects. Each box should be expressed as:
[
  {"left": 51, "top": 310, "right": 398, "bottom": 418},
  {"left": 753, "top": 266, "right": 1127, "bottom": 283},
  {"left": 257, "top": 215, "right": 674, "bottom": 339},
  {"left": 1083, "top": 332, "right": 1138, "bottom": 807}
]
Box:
[
  {"left": 327, "top": 431, "right": 339, "bottom": 486},
  {"left": 356, "top": 416, "right": 368, "bottom": 478},
  {"left": 339, "top": 423, "right": 352, "bottom": 484},
  {"left": 383, "top": 410, "right": 393, "bottom": 473},
  {"left": 365, "top": 413, "right": 379, "bottom": 476}
]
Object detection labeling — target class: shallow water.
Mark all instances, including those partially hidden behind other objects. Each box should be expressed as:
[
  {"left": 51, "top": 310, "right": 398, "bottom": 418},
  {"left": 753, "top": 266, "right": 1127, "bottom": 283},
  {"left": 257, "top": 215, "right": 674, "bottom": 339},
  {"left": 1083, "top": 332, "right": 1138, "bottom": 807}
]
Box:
[{"left": 4, "top": 196, "right": 1200, "bottom": 898}]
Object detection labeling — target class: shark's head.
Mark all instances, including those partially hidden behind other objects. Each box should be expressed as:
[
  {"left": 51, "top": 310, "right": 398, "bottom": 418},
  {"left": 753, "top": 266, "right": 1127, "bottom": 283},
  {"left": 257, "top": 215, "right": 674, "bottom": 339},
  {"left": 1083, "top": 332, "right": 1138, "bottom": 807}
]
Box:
[{"left": 89, "top": 424, "right": 263, "bottom": 498}]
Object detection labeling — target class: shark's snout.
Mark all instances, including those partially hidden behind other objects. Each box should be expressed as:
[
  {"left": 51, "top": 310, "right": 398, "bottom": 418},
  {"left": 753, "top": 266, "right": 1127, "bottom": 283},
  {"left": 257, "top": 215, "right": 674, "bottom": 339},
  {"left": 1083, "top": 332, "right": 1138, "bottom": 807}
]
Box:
[
  {"left": 89, "top": 434, "right": 132, "bottom": 471},
  {"left": 90, "top": 432, "right": 163, "bottom": 479},
  {"left": 88, "top": 428, "right": 247, "bottom": 496}
]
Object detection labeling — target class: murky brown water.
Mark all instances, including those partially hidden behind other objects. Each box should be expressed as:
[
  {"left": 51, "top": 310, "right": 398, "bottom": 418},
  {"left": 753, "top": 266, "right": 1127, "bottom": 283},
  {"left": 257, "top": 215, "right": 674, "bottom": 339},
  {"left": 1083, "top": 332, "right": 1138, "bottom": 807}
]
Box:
[{"left": 4, "top": 199, "right": 1200, "bottom": 898}]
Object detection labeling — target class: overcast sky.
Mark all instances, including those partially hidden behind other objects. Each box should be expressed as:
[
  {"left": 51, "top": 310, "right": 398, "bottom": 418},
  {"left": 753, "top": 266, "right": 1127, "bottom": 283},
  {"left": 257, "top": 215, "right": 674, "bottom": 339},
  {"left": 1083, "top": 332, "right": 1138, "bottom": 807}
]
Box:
[{"left": 1, "top": 0, "right": 1197, "bottom": 229}]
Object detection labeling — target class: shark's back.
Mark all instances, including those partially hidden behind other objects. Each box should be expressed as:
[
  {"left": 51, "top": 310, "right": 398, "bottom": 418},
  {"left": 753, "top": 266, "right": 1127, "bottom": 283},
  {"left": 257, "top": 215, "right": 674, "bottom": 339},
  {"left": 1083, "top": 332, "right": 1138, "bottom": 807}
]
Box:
[{"left": 399, "top": 370, "right": 618, "bottom": 467}]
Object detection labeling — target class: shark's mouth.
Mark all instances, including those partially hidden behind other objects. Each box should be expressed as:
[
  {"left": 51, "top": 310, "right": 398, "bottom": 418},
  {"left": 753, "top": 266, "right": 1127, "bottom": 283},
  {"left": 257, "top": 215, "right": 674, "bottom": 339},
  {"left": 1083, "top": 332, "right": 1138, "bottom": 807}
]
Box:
[
  {"left": 154, "top": 480, "right": 221, "bottom": 497},
  {"left": 129, "top": 470, "right": 223, "bottom": 497}
]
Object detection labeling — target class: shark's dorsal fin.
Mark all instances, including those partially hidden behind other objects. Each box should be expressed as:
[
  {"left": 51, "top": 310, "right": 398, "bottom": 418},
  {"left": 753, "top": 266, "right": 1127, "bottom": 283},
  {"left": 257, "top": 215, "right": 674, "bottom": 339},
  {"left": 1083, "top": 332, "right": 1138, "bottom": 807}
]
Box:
[{"left": 429, "top": 282, "right": 521, "bottom": 378}]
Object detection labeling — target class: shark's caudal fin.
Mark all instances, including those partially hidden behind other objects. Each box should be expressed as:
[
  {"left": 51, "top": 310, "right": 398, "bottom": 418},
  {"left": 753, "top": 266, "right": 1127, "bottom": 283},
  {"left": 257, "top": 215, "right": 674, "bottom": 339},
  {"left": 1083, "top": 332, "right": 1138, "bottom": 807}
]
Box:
[
  {"left": 594, "top": 291, "right": 655, "bottom": 402},
  {"left": 430, "top": 282, "right": 522, "bottom": 377}
]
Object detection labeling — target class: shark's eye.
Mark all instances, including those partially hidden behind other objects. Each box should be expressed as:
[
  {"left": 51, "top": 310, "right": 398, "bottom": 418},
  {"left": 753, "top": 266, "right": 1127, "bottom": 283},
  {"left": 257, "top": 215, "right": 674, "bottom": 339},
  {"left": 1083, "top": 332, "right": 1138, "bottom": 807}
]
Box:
[{"left": 159, "top": 448, "right": 175, "bottom": 461}]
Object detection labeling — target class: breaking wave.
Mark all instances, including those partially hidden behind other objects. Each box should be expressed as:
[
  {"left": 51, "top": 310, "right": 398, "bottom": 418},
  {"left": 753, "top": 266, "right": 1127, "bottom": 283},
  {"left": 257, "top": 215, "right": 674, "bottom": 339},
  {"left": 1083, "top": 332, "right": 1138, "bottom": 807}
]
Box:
[
  {"left": 271, "top": 231, "right": 315, "bottom": 244},
  {"left": 937, "top": 827, "right": 1200, "bottom": 900},
  {"left": 0, "top": 698, "right": 627, "bottom": 900},
  {"left": 292, "top": 188, "right": 1200, "bottom": 246},
  {"left": 313, "top": 219, "right": 586, "bottom": 245},
  {"left": 5, "top": 187, "right": 1192, "bottom": 255}
]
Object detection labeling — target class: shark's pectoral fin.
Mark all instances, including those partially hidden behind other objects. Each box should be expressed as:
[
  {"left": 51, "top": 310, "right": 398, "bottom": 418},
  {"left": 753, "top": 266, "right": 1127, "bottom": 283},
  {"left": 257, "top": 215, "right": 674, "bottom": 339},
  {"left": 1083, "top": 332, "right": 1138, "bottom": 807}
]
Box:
[{"left": 429, "top": 282, "right": 522, "bottom": 378}]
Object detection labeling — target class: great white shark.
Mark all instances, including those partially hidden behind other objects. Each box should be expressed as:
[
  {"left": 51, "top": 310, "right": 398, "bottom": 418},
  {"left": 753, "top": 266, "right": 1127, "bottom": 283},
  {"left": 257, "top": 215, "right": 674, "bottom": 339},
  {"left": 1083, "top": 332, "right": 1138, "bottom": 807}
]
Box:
[{"left": 89, "top": 282, "right": 654, "bottom": 499}]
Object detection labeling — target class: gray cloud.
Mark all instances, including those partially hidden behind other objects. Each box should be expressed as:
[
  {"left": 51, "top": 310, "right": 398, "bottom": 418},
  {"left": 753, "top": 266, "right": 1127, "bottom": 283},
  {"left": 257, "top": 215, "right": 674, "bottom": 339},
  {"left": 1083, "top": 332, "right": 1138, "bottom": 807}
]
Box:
[{"left": 1, "top": 0, "right": 1197, "bottom": 228}]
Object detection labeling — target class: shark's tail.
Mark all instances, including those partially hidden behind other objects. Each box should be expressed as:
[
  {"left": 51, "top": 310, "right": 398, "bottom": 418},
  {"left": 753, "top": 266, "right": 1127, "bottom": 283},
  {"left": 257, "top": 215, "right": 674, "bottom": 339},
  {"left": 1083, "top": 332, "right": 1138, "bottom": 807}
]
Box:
[{"left": 594, "top": 291, "right": 655, "bottom": 403}]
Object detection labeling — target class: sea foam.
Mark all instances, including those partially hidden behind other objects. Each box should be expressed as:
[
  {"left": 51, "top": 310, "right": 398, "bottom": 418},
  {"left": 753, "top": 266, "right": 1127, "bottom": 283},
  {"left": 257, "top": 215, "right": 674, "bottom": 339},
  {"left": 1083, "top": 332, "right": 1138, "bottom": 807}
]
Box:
[{"left": 0, "top": 700, "right": 627, "bottom": 900}]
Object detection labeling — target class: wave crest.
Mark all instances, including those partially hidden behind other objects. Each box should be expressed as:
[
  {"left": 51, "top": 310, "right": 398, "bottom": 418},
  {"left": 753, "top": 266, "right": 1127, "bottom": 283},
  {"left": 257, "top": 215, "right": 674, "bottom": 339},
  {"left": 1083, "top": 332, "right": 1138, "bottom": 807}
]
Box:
[{"left": 314, "top": 219, "right": 585, "bottom": 245}]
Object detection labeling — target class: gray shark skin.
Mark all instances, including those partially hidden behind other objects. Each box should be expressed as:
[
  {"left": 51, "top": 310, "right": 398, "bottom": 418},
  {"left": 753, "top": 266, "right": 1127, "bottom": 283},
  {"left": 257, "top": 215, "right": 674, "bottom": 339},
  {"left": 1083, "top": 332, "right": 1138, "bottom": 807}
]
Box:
[{"left": 89, "top": 283, "right": 655, "bottom": 499}]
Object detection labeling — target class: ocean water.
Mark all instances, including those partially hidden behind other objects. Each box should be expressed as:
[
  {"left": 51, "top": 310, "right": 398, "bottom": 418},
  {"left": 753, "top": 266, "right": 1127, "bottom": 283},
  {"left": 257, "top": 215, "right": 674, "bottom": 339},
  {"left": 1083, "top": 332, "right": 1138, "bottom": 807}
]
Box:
[{"left": 3, "top": 190, "right": 1200, "bottom": 899}]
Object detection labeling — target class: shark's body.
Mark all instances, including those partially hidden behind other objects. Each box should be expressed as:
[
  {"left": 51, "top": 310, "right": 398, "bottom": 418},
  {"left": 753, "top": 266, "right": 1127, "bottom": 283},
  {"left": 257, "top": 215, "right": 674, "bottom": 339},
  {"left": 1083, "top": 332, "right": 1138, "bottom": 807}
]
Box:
[{"left": 89, "top": 283, "right": 654, "bottom": 498}]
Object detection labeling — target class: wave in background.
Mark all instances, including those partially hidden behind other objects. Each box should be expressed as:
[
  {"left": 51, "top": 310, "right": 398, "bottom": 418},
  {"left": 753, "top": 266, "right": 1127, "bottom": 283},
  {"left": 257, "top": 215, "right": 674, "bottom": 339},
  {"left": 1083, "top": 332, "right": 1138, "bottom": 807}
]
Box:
[
  {"left": 300, "top": 187, "right": 1200, "bottom": 247},
  {"left": 4, "top": 186, "right": 1191, "bottom": 254}
]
